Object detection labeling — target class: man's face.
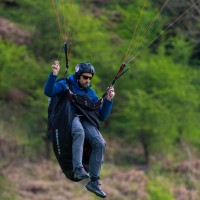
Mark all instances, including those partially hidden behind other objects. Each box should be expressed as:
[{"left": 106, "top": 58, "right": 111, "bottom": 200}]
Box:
[{"left": 79, "top": 73, "right": 93, "bottom": 88}]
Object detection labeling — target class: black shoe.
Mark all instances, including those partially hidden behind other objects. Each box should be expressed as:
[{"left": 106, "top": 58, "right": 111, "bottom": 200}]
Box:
[
  {"left": 74, "top": 167, "right": 90, "bottom": 180},
  {"left": 85, "top": 180, "right": 106, "bottom": 198}
]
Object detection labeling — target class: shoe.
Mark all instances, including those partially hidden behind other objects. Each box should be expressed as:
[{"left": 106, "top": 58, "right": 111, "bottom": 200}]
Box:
[
  {"left": 85, "top": 180, "right": 106, "bottom": 198},
  {"left": 74, "top": 167, "right": 90, "bottom": 180}
]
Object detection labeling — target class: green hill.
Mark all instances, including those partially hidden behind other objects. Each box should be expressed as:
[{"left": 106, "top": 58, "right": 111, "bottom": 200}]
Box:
[{"left": 0, "top": 0, "right": 200, "bottom": 199}]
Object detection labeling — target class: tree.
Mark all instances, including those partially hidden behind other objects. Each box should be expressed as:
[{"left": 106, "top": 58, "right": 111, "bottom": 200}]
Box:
[{"left": 108, "top": 46, "right": 200, "bottom": 164}]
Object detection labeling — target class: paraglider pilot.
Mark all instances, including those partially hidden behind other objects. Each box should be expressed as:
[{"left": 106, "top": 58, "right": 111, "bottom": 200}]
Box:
[{"left": 44, "top": 61, "right": 115, "bottom": 198}]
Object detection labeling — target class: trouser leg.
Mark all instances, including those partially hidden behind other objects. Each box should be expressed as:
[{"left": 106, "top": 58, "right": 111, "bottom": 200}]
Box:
[
  {"left": 71, "top": 116, "right": 85, "bottom": 170},
  {"left": 82, "top": 120, "right": 106, "bottom": 180}
]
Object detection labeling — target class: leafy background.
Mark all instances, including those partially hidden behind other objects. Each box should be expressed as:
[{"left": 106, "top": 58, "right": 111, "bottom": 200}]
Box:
[{"left": 0, "top": 0, "right": 200, "bottom": 199}]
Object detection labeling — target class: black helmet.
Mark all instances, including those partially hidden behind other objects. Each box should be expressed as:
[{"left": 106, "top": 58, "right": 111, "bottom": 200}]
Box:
[{"left": 75, "top": 62, "right": 95, "bottom": 79}]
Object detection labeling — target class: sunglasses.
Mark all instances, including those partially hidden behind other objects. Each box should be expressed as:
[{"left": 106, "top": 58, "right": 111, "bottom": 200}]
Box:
[{"left": 81, "top": 75, "right": 93, "bottom": 80}]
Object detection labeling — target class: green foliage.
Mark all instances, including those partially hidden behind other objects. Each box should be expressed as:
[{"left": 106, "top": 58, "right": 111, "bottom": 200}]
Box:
[
  {"left": 0, "top": 39, "right": 49, "bottom": 116},
  {"left": 0, "top": 40, "right": 46, "bottom": 91},
  {"left": 163, "top": 36, "right": 194, "bottom": 65},
  {"left": 0, "top": 39, "right": 50, "bottom": 153},
  {"left": 0, "top": 0, "right": 200, "bottom": 163},
  {"left": 0, "top": 0, "right": 63, "bottom": 60},
  {"left": 109, "top": 48, "right": 200, "bottom": 162},
  {"left": 147, "top": 177, "right": 175, "bottom": 200}
]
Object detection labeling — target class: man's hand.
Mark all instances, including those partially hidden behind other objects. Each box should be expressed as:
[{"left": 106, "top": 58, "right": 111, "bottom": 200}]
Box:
[
  {"left": 106, "top": 86, "right": 115, "bottom": 101},
  {"left": 52, "top": 61, "right": 60, "bottom": 75}
]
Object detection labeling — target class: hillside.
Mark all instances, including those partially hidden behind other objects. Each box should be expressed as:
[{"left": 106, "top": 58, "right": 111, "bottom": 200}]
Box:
[
  {"left": 1, "top": 0, "right": 200, "bottom": 199},
  {"left": 1, "top": 135, "right": 200, "bottom": 200}
]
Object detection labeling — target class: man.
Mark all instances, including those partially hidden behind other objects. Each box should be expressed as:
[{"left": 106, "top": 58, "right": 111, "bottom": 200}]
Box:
[{"left": 44, "top": 61, "right": 115, "bottom": 198}]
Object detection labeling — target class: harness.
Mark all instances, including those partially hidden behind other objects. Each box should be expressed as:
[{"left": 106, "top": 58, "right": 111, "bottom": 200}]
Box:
[
  {"left": 47, "top": 79, "right": 96, "bottom": 182},
  {"left": 65, "top": 79, "right": 100, "bottom": 129}
]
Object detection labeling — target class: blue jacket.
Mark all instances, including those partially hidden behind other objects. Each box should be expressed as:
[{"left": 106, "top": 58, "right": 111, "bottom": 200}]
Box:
[{"left": 44, "top": 73, "right": 113, "bottom": 121}]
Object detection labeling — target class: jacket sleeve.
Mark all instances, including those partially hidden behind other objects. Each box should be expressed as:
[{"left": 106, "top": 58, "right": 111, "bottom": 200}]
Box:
[
  {"left": 44, "top": 72, "right": 67, "bottom": 97},
  {"left": 99, "top": 99, "right": 113, "bottom": 121}
]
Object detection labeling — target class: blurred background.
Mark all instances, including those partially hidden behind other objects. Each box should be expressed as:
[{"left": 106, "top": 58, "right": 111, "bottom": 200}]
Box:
[{"left": 0, "top": 0, "right": 200, "bottom": 199}]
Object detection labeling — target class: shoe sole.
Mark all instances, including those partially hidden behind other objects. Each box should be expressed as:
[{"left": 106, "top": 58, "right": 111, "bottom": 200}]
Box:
[{"left": 85, "top": 185, "right": 106, "bottom": 198}]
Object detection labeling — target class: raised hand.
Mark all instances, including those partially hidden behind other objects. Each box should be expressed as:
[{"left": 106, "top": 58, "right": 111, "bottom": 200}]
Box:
[
  {"left": 106, "top": 86, "right": 115, "bottom": 101},
  {"left": 52, "top": 60, "right": 60, "bottom": 75}
]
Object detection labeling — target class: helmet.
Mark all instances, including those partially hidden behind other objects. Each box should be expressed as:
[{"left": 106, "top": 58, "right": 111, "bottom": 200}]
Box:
[{"left": 75, "top": 62, "right": 95, "bottom": 79}]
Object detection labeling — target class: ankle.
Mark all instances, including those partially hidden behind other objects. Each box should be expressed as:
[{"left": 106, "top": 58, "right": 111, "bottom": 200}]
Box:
[{"left": 91, "top": 177, "right": 100, "bottom": 182}]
